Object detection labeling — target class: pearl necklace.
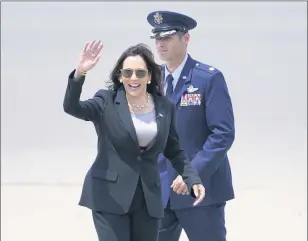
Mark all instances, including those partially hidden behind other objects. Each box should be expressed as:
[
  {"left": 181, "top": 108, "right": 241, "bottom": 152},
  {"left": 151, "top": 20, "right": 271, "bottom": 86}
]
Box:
[{"left": 126, "top": 93, "right": 151, "bottom": 112}]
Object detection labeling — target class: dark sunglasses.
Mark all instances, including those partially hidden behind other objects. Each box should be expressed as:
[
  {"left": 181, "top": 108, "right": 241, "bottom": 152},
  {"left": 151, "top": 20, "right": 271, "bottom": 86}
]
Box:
[{"left": 120, "top": 68, "right": 149, "bottom": 79}]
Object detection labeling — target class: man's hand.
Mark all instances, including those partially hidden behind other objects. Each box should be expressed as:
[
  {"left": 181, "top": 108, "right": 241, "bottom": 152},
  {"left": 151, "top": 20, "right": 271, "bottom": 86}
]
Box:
[
  {"left": 192, "top": 184, "right": 206, "bottom": 206},
  {"left": 171, "top": 175, "right": 189, "bottom": 195}
]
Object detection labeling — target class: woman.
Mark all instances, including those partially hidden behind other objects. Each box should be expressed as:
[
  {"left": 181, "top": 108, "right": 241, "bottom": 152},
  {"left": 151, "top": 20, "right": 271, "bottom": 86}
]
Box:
[{"left": 63, "top": 40, "right": 205, "bottom": 241}]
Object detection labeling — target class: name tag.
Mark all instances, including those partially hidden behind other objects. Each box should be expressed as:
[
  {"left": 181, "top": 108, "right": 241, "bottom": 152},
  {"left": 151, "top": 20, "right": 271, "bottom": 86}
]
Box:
[{"left": 180, "top": 94, "right": 202, "bottom": 106}]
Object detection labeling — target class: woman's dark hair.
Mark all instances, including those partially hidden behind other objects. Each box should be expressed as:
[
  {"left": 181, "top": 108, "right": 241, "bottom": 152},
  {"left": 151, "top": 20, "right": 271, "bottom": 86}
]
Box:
[{"left": 106, "top": 43, "right": 163, "bottom": 96}]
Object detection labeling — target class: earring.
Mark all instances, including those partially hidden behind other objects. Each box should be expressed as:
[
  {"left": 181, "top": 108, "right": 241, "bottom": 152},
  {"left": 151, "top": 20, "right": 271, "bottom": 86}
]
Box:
[
  {"left": 147, "top": 80, "right": 151, "bottom": 84},
  {"left": 119, "top": 79, "right": 123, "bottom": 83}
]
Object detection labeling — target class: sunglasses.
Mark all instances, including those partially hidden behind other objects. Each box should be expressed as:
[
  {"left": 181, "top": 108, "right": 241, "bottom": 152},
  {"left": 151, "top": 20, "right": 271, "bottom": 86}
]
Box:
[{"left": 120, "top": 68, "right": 149, "bottom": 79}]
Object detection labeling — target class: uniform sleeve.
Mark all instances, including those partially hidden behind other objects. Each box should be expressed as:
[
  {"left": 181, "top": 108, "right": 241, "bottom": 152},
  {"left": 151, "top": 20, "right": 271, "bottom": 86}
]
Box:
[
  {"left": 191, "top": 72, "right": 235, "bottom": 180},
  {"left": 163, "top": 102, "right": 202, "bottom": 197},
  {"left": 63, "top": 69, "right": 107, "bottom": 121}
]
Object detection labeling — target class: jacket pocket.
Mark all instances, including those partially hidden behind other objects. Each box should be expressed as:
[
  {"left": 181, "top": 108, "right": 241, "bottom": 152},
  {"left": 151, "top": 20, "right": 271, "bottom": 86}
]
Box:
[
  {"left": 154, "top": 174, "right": 161, "bottom": 187},
  {"left": 91, "top": 169, "right": 118, "bottom": 182}
]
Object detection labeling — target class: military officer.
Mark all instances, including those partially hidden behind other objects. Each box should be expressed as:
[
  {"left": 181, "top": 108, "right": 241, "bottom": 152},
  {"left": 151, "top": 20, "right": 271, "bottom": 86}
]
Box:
[{"left": 146, "top": 10, "right": 236, "bottom": 241}]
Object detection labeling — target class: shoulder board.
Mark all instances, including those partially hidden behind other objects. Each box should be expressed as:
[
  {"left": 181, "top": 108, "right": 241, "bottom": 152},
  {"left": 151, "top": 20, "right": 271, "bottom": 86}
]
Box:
[{"left": 194, "top": 62, "right": 220, "bottom": 75}]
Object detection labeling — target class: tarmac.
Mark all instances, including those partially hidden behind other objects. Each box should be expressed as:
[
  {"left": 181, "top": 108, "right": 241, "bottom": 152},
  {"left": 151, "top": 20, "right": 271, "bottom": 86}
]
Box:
[{"left": 2, "top": 181, "right": 307, "bottom": 241}]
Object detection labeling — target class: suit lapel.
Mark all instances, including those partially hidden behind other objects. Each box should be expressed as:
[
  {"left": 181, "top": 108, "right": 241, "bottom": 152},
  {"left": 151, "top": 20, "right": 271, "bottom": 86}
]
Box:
[
  {"left": 114, "top": 87, "right": 139, "bottom": 145},
  {"left": 172, "top": 55, "right": 197, "bottom": 104}
]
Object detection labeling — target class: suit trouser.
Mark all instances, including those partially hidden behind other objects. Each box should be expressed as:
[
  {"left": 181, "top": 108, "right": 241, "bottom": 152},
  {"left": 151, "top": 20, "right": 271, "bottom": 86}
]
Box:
[
  {"left": 158, "top": 199, "right": 227, "bottom": 241},
  {"left": 92, "top": 178, "right": 160, "bottom": 241}
]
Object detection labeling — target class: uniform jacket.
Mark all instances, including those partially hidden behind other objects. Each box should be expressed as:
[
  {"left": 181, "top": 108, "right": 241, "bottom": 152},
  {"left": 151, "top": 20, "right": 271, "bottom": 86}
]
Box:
[{"left": 158, "top": 55, "right": 235, "bottom": 209}]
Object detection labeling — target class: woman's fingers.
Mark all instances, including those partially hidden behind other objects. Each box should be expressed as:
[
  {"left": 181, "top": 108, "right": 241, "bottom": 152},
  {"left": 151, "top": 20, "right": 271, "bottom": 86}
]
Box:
[
  {"left": 82, "top": 40, "right": 103, "bottom": 59},
  {"left": 95, "top": 43, "right": 104, "bottom": 55},
  {"left": 92, "top": 43, "right": 103, "bottom": 59},
  {"left": 88, "top": 40, "right": 96, "bottom": 51},
  {"left": 83, "top": 41, "right": 90, "bottom": 53},
  {"left": 91, "top": 40, "right": 101, "bottom": 53}
]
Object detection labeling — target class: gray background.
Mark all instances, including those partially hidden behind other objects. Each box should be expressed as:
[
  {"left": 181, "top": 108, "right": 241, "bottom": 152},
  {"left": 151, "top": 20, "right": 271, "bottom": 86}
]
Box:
[{"left": 1, "top": 2, "right": 307, "bottom": 241}]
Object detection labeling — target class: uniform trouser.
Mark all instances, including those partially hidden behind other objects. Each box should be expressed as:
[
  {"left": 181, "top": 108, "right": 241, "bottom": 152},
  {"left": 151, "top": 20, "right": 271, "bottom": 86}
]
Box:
[
  {"left": 158, "top": 199, "right": 227, "bottom": 241},
  {"left": 92, "top": 178, "right": 160, "bottom": 241}
]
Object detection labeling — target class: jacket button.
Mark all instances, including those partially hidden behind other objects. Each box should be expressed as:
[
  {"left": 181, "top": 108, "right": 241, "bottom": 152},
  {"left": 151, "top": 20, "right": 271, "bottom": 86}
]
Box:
[{"left": 137, "top": 157, "right": 142, "bottom": 161}]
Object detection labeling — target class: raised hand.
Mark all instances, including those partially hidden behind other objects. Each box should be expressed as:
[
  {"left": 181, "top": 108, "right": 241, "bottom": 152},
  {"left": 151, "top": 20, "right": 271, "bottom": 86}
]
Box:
[{"left": 76, "top": 40, "right": 103, "bottom": 76}]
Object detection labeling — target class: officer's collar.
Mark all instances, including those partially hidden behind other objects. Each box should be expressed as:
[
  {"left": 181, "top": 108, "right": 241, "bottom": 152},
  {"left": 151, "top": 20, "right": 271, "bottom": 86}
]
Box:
[{"left": 164, "top": 53, "right": 188, "bottom": 81}]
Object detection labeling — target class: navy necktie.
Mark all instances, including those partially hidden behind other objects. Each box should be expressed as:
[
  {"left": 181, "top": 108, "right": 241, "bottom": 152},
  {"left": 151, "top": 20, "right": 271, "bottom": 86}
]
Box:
[{"left": 165, "top": 74, "right": 174, "bottom": 98}]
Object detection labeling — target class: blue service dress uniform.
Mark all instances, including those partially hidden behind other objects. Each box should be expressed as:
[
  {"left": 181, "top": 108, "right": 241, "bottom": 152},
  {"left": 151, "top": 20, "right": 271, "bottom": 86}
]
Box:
[{"left": 147, "top": 11, "right": 236, "bottom": 241}]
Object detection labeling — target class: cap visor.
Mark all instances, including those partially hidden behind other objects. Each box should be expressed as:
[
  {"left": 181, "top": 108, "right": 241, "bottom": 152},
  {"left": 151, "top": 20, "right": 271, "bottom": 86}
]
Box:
[{"left": 150, "top": 30, "right": 178, "bottom": 39}]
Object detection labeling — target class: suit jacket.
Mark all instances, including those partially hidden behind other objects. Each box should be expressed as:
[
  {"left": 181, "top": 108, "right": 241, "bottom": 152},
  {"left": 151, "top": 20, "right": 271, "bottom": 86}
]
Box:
[
  {"left": 63, "top": 69, "right": 201, "bottom": 218},
  {"left": 158, "top": 55, "right": 235, "bottom": 209}
]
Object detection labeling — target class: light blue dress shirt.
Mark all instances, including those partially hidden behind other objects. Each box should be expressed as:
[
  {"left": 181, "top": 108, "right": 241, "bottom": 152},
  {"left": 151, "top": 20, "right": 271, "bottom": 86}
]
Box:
[{"left": 164, "top": 53, "right": 188, "bottom": 94}]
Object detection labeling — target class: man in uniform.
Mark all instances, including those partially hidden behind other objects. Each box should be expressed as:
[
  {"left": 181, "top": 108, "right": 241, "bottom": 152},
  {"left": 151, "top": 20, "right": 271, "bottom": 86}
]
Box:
[{"left": 146, "top": 11, "right": 236, "bottom": 241}]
